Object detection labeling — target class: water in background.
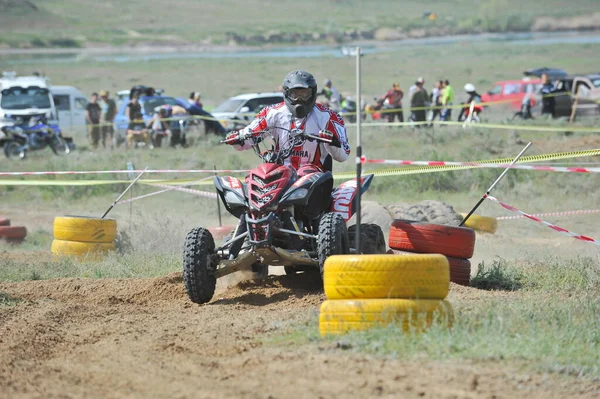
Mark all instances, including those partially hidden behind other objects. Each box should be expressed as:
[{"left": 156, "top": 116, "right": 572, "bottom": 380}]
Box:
[{"left": 1, "top": 31, "right": 599, "bottom": 65}]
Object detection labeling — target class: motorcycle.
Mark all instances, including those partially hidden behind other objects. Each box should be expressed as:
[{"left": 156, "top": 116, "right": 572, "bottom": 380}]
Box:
[
  {"left": 458, "top": 102, "right": 484, "bottom": 124},
  {"left": 364, "top": 97, "right": 384, "bottom": 121},
  {"left": 339, "top": 97, "right": 369, "bottom": 123},
  {"left": 1, "top": 115, "right": 74, "bottom": 160},
  {"left": 182, "top": 127, "right": 384, "bottom": 304}
]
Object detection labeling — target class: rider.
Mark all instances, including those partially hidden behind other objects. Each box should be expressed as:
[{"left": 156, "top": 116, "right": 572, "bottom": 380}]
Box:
[
  {"left": 457, "top": 83, "right": 482, "bottom": 121},
  {"left": 320, "top": 79, "right": 341, "bottom": 112},
  {"left": 225, "top": 70, "right": 350, "bottom": 175}
]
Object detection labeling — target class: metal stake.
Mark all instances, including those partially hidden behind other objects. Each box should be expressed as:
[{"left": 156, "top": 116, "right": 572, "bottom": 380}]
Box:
[
  {"left": 460, "top": 142, "right": 532, "bottom": 226},
  {"left": 127, "top": 161, "right": 135, "bottom": 226},
  {"left": 101, "top": 167, "right": 148, "bottom": 219}
]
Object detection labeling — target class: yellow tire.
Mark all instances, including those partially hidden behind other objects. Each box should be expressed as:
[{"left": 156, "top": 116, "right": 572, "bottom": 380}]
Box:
[
  {"left": 51, "top": 239, "right": 115, "bottom": 259},
  {"left": 53, "top": 216, "right": 117, "bottom": 243},
  {"left": 319, "top": 299, "right": 453, "bottom": 336},
  {"left": 323, "top": 254, "right": 449, "bottom": 300},
  {"left": 460, "top": 213, "right": 497, "bottom": 234}
]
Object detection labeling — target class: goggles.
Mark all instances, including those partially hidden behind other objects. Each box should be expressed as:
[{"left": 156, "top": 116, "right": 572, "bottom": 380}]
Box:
[{"left": 287, "top": 88, "right": 312, "bottom": 101}]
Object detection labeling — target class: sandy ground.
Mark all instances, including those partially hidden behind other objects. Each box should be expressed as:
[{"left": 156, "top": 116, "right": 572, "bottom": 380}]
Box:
[{"left": 1, "top": 268, "right": 599, "bottom": 399}]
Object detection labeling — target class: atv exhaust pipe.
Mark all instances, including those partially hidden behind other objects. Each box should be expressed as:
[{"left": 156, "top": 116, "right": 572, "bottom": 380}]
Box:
[{"left": 215, "top": 250, "right": 260, "bottom": 278}]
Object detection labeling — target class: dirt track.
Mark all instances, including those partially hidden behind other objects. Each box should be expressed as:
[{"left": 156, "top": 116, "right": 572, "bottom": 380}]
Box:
[{"left": 1, "top": 273, "right": 599, "bottom": 399}]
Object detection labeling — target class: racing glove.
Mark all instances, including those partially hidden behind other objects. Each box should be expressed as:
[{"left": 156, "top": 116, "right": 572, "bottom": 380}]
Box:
[
  {"left": 318, "top": 129, "right": 341, "bottom": 147},
  {"left": 225, "top": 131, "right": 244, "bottom": 145}
]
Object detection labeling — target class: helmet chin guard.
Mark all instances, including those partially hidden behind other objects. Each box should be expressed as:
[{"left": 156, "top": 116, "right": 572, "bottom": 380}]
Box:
[{"left": 291, "top": 103, "right": 310, "bottom": 118}]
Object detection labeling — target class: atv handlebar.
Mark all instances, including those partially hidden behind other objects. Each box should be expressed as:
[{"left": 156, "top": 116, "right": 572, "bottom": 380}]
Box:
[{"left": 220, "top": 129, "right": 332, "bottom": 145}]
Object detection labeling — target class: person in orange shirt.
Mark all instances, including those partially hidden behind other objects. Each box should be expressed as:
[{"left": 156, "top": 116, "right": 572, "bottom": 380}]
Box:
[{"left": 381, "top": 83, "right": 404, "bottom": 123}]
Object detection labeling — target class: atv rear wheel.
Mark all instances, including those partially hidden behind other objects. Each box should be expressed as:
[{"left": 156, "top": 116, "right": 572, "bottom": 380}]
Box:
[
  {"left": 317, "top": 213, "right": 349, "bottom": 276},
  {"left": 348, "top": 223, "right": 387, "bottom": 254},
  {"left": 183, "top": 227, "right": 217, "bottom": 304}
]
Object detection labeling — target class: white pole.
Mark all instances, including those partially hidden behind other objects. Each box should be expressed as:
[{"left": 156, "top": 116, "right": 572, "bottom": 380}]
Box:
[{"left": 354, "top": 47, "right": 362, "bottom": 252}]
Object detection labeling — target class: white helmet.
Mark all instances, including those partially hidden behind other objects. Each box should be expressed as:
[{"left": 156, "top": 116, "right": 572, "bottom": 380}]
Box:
[{"left": 464, "top": 83, "right": 476, "bottom": 93}]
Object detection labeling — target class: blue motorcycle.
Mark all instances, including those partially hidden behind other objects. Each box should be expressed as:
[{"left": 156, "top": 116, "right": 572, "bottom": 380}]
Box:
[{"left": 0, "top": 115, "right": 75, "bottom": 160}]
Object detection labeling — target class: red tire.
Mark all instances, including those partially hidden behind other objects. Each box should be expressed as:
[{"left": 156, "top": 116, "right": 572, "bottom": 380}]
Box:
[
  {"left": 0, "top": 226, "right": 27, "bottom": 240},
  {"left": 447, "top": 256, "right": 471, "bottom": 286},
  {"left": 389, "top": 220, "right": 476, "bottom": 259},
  {"left": 0, "top": 218, "right": 10, "bottom": 227},
  {"left": 208, "top": 225, "right": 235, "bottom": 240},
  {"left": 387, "top": 249, "right": 471, "bottom": 286}
]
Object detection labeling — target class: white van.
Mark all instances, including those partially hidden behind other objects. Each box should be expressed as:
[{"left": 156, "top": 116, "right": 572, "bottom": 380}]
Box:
[
  {"left": 0, "top": 72, "right": 58, "bottom": 126},
  {"left": 51, "top": 86, "right": 89, "bottom": 133}
]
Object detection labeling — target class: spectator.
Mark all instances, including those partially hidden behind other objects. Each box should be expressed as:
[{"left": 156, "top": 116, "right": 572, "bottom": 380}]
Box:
[
  {"left": 86, "top": 92, "right": 102, "bottom": 149},
  {"left": 321, "top": 79, "right": 341, "bottom": 111},
  {"left": 539, "top": 73, "right": 556, "bottom": 118},
  {"left": 99, "top": 90, "right": 117, "bottom": 149},
  {"left": 409, "top": 77, "right": 425, "bottom": 97},
  {"left": 381, "top": 83, "right": 404, "bottom": 123},
  {"left": 410, "top": 80, "right": 429, "bottom": 126},
  {"left": 125, "top": 95, "right": 151, "bottom": 149},
  {"left": 440, "top": 79, "right": 454, "bottom": 121},
  {"left": 428, "top": 80, "right": 443, "bottom": 125},
  {"left": 189, "top": 92, "right": 203, "bottom": 108}
]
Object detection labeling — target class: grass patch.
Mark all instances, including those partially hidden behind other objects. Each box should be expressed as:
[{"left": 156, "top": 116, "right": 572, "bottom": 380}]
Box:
[
  {"left": 0, "top": 292, "right": 21, "bottom": 306},
  {"left": 316, "top": 295, "right": 600, "bottom": 378},
  {"left": 471, "top": 258, "right": 524, "bottom": 291},
  {"left": 0, "top": 252, "right": 181, "bottom": 282}
]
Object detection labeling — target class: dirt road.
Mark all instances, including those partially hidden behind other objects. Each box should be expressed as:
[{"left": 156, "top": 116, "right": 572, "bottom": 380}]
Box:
[{"left": 0, "top": 272, "right": 598, "bottom": 399}]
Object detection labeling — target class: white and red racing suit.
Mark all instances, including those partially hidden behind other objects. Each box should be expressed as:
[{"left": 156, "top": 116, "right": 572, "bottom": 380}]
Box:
[{"left": 233, "top": 102, "right": 350, "bottom": 172}]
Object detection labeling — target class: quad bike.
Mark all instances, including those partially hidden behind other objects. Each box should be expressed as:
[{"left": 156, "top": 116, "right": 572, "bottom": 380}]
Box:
[{"left": 182, "top": 127, "right": 385, "bottom": 304}]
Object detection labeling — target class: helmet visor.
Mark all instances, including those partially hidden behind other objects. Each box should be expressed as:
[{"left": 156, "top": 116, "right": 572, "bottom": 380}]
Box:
[{"left": 287, "top": 88, "right": 312, "bottom": 102}]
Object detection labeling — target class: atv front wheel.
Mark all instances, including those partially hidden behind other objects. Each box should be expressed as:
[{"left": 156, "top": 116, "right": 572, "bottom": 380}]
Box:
[
  {"left": 183, "top": 227, "right": 217, "bottom": 304},
  {"left": 4, "top": 141, "right": 25, "bottom": 160},
  {"left": 348, "top": 223, "right": 387, "bottom": 254},
  {"left": 317, "top": 213, "right": 349, "bottom": 276},
  {"left": 51, "top": 137, "right": 70, "bottom": 156}
]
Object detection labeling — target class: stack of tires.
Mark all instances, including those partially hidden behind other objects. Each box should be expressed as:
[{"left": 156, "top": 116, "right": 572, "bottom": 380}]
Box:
[
  {"left": 0, "top": 217, "right": 27, "bottom": 243},
  {"left": 319, "top": 254, "right": 453, "bottom": 336},
  {"left": 51, "top": 216, "right": 117, "bottom": 260},
  {"left": 460, "top": 213, "right": 498, "bottom": 234},
  {"left": 387, "top": 220, "right": 476, "bottom": 286}
]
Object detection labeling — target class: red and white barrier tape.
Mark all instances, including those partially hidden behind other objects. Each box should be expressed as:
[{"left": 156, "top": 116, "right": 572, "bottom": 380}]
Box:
[
  {"left": 361, "top": 157, "right": 600, "bottom": 174},
  {"left": 497, "top": 209, "right": 600, "bottom": 220},
  {"left": 116, "top": 178, "right": 216, "bottom": 205},
  {"left": 485, "top": 195, "right": 600, "bottom": 246},
  {"left": 0, "top": 169, "right": 249, "bottom": 176},
  {"left": 150, "top": 183, "right": 218, "bottom": 199}
]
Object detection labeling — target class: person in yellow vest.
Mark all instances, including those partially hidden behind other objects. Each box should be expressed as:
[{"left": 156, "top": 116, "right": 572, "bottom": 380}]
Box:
[{"left": 440, "top": 79, "right": 454, "bottom": 122}]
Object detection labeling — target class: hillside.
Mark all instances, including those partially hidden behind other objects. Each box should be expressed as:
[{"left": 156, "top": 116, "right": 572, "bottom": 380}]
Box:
[{"left": 0, "top": 0, "right": 599, "bottom": 48}]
